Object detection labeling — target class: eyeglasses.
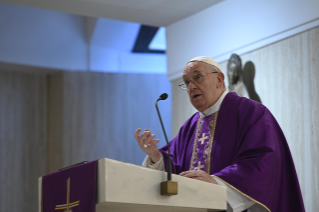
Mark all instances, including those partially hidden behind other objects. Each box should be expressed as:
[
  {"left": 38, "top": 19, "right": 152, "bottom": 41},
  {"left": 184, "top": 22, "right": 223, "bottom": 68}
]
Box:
[{"left": 178, "top": 72, "right": 218, "bottom": 90}]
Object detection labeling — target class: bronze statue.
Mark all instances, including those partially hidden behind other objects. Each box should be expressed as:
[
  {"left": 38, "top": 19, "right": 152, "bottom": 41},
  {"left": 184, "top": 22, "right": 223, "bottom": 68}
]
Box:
[{"left": 227, "top": 54, "right": 262, "bottom": 104}]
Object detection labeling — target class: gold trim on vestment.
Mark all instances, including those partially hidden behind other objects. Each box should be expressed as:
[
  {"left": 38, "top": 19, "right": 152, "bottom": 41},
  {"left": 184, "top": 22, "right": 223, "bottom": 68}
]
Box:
[
  {"left": 190, "top": 117, "right": 203, "bottom": 170},
  {"left": 206, "top": 111, "right": 218, "bottom": 174},
  {"left": 212, "top": 175, "right": 271, "bottom": 212}
]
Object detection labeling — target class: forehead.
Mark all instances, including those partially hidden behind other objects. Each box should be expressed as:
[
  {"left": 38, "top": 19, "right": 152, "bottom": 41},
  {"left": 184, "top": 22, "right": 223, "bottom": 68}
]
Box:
[{"left": 183, "top": 61, "right": 208, "bottom": 76}]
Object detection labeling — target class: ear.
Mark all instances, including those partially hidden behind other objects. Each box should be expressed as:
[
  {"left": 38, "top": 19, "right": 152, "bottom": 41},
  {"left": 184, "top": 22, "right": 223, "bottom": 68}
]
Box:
[{"left": 216, "top": 72, "right": 225, "bottom": 88}]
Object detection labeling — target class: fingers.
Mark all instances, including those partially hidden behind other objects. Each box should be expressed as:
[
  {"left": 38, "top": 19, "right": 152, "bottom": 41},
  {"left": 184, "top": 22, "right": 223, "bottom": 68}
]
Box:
[
  {"left": 144, "top": 134, "right": 156, "bottom": 146},
  {"left": 136, "top": 130, "right": 151, "bottom": 147},
  {"left": 135, "top": 128, "right": 160, "bottom": 149},
  {"left": 148, "top": 138, "right": 160, "bottom": 148},
  {"left": 179, "top": 170, "right": 216, "bottom": 184},
  {"left": 134, "top": 128, "right": 141, "bottom": 140},
  {"left": 179, "top": 170, "right": 206, "bottom": 178},
  {"left": 180, "top": 170, "right": 199, "bottom": 176},
  {"left": 135, "top": 128, "right": 161, "bottom": 156},
  {"left": 154, "top": 139, "right": 160, "bottom": 144},
  {"left": 182, "top": 174, "right": 204, "bottom": 181},
  {"left": 179, "top": 172, "right": 198, "bottom": 178},
  {"left": 135, "top": 128, "right": 151, "bottom": 140},
  {"left": 140, "top": 130, "right": 151, "bottom": 141}
]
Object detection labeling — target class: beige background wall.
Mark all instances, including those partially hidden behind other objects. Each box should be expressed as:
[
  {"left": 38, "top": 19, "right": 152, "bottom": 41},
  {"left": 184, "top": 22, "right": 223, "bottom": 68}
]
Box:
[
  {"left": 0, "top": 71, "right": 47, "bottom": 212},
  {"left": 48, "top": 71, "right": 172, "bottom": 173},
  {"left": 171, "top": 26, "right": 319, "bottom": 211},
  {"left": 0, "top": 70, "right": 171, "bottom": 211}
]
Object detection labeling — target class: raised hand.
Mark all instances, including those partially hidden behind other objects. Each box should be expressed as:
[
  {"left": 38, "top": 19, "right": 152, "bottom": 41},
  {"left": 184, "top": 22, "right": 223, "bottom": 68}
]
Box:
[{"left": 135, "top": 128, "right": 161, "bottom": 163}]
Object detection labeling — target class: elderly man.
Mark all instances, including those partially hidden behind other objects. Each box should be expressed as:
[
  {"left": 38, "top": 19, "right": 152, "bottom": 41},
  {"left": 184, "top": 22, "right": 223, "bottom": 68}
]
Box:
[{"left": 135, "top": 57, "right": 304, "bottom": 212}]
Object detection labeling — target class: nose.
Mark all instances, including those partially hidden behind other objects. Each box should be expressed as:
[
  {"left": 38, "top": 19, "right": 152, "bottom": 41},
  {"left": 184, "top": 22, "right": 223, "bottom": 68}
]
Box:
[{"left": 187, "top": 80, "right": 197, "bottom": 90}]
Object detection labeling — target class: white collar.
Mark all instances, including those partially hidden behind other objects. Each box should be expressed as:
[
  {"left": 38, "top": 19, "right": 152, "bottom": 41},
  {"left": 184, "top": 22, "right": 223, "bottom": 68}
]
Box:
[{"left": 199, "top": 88, "right": 229, "bottom": 118}]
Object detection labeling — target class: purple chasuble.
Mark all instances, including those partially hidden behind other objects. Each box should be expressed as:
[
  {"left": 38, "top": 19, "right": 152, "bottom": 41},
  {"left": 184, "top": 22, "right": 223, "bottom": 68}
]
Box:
[
  {"left": 42, "top": 160, "right": 97, "bottom": 212},
  {"left": 159, "top": 92, "right": 305, "bottom": 212}
]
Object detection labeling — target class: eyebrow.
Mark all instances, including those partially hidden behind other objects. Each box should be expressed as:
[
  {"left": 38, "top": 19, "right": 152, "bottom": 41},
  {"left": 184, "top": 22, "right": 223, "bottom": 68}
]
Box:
[{"left": 183, "top": 70, "right": 201, "bottom": 78}]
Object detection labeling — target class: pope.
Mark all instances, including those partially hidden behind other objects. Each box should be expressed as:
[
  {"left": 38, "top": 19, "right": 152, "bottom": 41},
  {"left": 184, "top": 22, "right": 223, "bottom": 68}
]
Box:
[{"left": 135, "top": 56, "right": 305, "bottom": 212}]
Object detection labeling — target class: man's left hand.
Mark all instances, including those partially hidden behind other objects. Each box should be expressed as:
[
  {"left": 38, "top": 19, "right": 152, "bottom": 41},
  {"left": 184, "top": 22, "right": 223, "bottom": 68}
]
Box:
[{"left": 179, "top": 170, "right": 217, "bottom": 184}]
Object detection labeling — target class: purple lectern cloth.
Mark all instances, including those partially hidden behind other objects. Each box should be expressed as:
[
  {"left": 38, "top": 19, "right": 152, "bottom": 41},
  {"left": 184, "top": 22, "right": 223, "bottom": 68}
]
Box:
[
  {"left": 42, "top": 160, "right": 97, "bottom": 212},
  {"left": 160, "top": 92, "right": 305, "bottom": 212}
]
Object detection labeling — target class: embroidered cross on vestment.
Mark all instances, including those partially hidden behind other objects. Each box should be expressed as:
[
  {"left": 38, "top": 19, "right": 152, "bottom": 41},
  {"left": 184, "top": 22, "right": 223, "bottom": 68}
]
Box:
[{"left": 198, "top": 133, "right": 209, "bottom": 145}]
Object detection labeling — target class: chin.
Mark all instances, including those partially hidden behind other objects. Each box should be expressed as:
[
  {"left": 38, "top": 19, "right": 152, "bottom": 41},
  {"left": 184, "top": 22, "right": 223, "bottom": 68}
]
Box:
[
  {"left": 193, "top": 105, "right": 205, "bottom": 112},
  {"left": 191, "top": 100, "right": 206, "bottom": 112}
]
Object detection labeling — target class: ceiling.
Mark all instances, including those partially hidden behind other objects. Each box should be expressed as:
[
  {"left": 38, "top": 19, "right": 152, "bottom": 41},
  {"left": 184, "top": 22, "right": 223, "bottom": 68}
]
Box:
[{"left": 0, "top": 0, "right": 224, "bottom": 26}]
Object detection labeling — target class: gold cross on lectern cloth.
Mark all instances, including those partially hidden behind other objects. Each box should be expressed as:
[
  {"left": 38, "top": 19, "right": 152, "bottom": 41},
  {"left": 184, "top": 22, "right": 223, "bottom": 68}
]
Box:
[{"left": 55, "top": 178, "right": 80, "bottom": 212}]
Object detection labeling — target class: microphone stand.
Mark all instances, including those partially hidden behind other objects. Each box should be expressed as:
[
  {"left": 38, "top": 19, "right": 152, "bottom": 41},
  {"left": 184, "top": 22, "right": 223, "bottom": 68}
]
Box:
[{"left": 155, "top": 94, "right": 178, "bottom": 196}]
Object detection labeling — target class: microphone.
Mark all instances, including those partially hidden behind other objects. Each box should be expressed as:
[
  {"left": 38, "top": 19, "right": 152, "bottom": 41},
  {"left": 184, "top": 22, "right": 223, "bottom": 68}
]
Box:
[
  {"left": 157, "top": 93, "right": 168, "bottom": 101},
  {"left": 155, "top": 93, "right": 178, "bottom": 196}
]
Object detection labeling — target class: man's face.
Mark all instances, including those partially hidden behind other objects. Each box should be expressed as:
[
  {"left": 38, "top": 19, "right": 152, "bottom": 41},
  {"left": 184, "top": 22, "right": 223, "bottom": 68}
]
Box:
[{"left": 183, "top": 61, "right": 224, "bottom": 112}]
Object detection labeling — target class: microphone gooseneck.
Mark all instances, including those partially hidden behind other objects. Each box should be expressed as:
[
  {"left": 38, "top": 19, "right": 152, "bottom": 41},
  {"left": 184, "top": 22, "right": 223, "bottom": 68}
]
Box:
[{"left": 155, "top": 93, "right": 172, "bottom": 181}]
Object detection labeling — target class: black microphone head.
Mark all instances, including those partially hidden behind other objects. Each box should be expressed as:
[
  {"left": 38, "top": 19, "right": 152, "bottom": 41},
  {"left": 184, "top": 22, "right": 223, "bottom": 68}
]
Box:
[{"left": 159, "top": 93, "right": 168, "bottom": 100}]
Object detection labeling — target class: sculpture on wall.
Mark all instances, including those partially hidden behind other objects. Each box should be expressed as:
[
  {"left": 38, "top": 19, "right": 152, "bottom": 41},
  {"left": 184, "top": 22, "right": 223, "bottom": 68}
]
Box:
[{"left": 227, "top": 54, "right": 262, "bottom": 104}]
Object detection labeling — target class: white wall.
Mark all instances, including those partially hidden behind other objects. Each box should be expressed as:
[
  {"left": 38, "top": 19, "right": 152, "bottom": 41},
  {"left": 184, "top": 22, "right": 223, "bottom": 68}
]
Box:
[
  {"left": 166, "top": 0, "right": 319, "bottom": 80},
  {"left": 0, "top": 3, "right": 88, "bottom": 71}
]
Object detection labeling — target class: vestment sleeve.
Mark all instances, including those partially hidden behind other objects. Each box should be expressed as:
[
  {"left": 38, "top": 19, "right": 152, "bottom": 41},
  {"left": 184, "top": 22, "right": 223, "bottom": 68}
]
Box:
[{"left": 142, "top": 154, "right": 165, "bottom": 171}]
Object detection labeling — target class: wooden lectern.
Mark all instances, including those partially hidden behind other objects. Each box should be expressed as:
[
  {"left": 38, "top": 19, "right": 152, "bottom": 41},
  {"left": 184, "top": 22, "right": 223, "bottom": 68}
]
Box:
[{"left": 39, "top": 158, "right": 227, "bottom": 212}]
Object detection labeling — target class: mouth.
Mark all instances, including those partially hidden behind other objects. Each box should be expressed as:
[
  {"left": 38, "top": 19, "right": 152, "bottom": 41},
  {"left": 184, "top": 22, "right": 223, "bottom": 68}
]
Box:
[{"left": 192, "top": 94, "right": 202, "bottom": 99}]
